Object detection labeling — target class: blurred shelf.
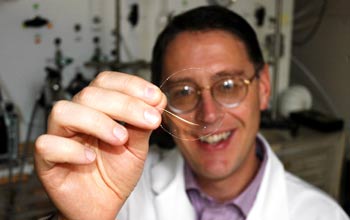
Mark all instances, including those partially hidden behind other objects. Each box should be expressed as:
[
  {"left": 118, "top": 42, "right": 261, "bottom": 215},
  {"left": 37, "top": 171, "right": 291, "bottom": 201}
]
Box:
[{"left": 261, "top": 127, "right": 346, "bottom": 201}]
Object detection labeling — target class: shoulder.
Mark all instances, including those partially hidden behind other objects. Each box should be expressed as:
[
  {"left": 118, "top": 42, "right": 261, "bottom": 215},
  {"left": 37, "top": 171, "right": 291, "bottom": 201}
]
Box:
[
  {"left": 131, "top": 145, "right": 181, "bottom": 190},
  {"left": 285, "top": 172, "right": 349, "bottom": 219},
  {"left": 124, "top": 146, "right": 183, "bottom": 196},
  {"left": 117, "top": 146, "right": 182, "bottom": 219},
  {"left": 259, "top": 135, "right": 349, "bottom": 220}
]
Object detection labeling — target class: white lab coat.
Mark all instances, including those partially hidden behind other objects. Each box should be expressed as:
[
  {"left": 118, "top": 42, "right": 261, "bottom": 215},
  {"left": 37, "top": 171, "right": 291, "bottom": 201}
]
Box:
[{"left": 117, "top": 135, "right": 349, "bottom": 220}]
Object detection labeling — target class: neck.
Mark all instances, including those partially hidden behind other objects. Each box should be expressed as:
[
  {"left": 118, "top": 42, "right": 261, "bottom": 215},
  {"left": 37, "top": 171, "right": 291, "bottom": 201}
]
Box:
[{"left": 195, "top": 145, "right": 261, "bottom": 202}]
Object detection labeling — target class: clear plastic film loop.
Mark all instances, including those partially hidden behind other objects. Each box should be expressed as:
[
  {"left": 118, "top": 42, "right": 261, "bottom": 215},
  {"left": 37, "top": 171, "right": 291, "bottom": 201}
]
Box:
[{"left": 159, "top": 68, "right": 225, "bottom": 141}]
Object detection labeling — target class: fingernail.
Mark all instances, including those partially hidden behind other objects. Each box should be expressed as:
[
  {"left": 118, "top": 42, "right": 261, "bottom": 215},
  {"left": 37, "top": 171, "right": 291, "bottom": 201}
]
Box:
[
  {"left": 144, "top": 109, "right": 160, "bottom": 125},
  {"left": 85, "top": 148, "right": 96, "bottom": 162},
  {"left": 113, "top": 126, "right": 127, "bottom": 141},
  {"left": 144, "top": 86, "right": 158, "bottom": 100}
]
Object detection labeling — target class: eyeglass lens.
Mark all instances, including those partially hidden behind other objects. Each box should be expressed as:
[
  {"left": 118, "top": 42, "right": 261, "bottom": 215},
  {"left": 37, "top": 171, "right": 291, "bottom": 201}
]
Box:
[
  {"left": 159, "top": 68, "right": 225, "bottom": 141},
  {"left": 163, "top": 71, "right": 249, "bottom": 113}
]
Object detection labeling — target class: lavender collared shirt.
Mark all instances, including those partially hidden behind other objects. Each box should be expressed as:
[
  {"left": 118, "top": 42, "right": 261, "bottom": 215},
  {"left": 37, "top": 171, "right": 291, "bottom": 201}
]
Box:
[{"left": 184, "top": 139, "right": 267, "bottom": 220}]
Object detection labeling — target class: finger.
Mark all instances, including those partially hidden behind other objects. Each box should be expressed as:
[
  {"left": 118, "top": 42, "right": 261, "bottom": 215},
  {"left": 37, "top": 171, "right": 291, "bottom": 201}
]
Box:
[
  {"left": 125, "top": 93, "right": 168, "bottom": 156},
  {"left": 72, "top": 86, "right": 162, "bottom": 129},
  {"left": 90, "top": 71, "right": 162, "bottom": 106},
  {"left": 156, "top": 92, "right": 168, "bottom": 111},
  {"left": 48, "top": 100, "right": 129, "bottom": 146},
  {"left": 35, "top": 134, "right": 96, "bottom": 172}
]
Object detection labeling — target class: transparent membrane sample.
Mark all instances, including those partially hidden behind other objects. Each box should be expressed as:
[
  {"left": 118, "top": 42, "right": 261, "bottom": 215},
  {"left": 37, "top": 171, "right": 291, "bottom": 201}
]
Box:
[{"left": 159, "top": 68, "right": 225, "bottom": 141}]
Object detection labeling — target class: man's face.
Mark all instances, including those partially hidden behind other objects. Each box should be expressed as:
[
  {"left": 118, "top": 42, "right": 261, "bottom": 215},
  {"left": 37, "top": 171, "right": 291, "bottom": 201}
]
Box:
[{"left": 162, "top": 30, "right": 270, "bottom": 183}]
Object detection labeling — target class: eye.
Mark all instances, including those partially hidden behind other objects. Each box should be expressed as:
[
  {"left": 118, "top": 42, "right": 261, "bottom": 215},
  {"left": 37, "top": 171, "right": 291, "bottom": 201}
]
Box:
[
  {"left": 219, "top": 79, "right": 235, "bottom": 92},
  {"left": 174, "top": 85, "right": 194, "bottom": 97},
  {"left": 169, "top": 85, "right": 196, "bottom": 99}
]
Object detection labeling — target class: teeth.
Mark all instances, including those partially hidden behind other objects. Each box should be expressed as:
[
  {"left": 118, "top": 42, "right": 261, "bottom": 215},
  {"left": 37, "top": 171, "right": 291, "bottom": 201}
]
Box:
[{"left": 199, "top": 131, "right": 231, "bottom": 144}]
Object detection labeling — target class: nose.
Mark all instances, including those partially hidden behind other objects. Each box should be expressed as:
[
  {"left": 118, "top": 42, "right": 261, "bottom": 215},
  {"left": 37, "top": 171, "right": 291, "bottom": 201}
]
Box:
[{"left": 195, "top": 89, "right": 221, "bottom": 124}]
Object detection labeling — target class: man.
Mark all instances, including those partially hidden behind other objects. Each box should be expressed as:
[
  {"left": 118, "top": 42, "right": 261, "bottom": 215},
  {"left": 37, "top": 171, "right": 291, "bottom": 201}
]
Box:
[{"left": 35, "top": 6, "right": 349, "bottom": 220}]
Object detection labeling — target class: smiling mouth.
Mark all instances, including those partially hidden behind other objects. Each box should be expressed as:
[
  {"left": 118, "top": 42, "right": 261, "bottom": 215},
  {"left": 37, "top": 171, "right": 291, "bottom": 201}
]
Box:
[{"left": 198, "top": 131, "right": 232, "bottom": 144}]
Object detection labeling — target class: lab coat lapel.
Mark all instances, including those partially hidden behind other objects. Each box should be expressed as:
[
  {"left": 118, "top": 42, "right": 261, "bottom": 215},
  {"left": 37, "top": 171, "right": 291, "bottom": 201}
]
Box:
[
  {"left": 151, "top": 149, "right": 195, "bottom": 220},
  {"left": 248, "top": 135, "right": 289, "bottom": 220}
]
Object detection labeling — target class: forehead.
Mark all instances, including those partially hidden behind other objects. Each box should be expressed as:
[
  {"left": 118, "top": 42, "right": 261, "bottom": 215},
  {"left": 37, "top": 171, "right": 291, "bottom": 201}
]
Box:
[{"left": 162, "top": 30, "right": 253, "bottom": 82}]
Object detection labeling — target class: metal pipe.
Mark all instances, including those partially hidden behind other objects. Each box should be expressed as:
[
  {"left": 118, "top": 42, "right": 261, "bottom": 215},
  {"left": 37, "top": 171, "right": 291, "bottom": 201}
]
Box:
[
  {"left": 115, "top": 0, "right": 121, "bottom": 64},
  {"left": 271, "top": 0, "right": 283, "bottom": 119}
]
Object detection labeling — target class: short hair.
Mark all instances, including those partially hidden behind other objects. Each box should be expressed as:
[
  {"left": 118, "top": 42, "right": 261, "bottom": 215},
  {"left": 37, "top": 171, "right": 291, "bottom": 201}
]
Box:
[{"left": 151, "top": 5, "right": 265, "bottom": 86}]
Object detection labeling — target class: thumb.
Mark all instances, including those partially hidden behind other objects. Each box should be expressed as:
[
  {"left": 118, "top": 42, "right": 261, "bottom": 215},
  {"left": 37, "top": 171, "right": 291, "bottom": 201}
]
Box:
[{"left": 124, "top": 125, "right": 153, "bottom": 159}]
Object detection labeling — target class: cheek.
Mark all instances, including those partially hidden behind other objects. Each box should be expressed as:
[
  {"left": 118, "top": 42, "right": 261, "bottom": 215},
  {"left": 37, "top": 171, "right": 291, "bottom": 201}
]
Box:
[
  {"left": 175, "top": 140, "right": 197, "bottom": 163},
  {"left": 228, "top": 91, "right": 261, "bottom": 127}
]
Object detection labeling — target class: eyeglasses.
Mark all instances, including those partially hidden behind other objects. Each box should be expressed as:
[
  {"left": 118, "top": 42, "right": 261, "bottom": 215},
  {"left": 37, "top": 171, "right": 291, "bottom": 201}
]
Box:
[{"left": 162, "top": 73, "right": 257, "bottom": 114}]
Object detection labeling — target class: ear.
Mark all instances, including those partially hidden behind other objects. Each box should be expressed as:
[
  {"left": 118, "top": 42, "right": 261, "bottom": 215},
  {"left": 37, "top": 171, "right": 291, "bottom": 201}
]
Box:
[{"left": 258, "top": 64, "right": 271, "bottom": 110}]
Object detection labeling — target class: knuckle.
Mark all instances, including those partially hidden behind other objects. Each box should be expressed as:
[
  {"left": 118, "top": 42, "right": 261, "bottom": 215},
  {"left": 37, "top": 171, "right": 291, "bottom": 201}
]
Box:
[
  {"left": 121, "top": 97, "right": 142, "bottom": 120},
  {"left": 35, "top": 135, "right": 49, "bottom": 155},
  {"left": 74, "top": 86, "right": 98, "bottom": 104},
  {"left": 90, "top": 113, "right": 105, "bottom": 131},
  {"left": 49, "top": 100, "right": 69, "bottom": 120},
  {"left": 93, "top": 71, "right": 113, "bottom": 86},
  {"left": 81, "top": 110, "right": 107, "bottom": 136},
  {"left": 120, "top": 75, "right": 139, "bottom": 92},
  {"left": 120, "top": 96, "right": 134, "bottom": 114}
]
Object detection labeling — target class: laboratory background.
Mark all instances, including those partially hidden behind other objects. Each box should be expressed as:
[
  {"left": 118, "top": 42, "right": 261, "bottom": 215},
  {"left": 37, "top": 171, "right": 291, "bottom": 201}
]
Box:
[{"left": 0, "top": 0, "right": 349, "bottom": 219}]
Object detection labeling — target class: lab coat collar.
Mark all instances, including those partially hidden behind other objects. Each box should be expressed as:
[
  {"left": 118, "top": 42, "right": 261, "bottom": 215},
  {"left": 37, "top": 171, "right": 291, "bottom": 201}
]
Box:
[
  {"left": 150, "top": 134, "right": 290, "bottom": 220},
  {"left": 247, "top": 134, "right": 289, "bottom": 220},
  {"left": 151, "top": 149, "right": 195, "bottom": 220}
]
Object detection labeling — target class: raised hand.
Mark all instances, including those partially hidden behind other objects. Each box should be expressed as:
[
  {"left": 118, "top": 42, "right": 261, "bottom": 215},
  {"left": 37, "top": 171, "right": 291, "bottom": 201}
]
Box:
[{"left": 35, "top": 71, "right": 166, "bottom": 220}]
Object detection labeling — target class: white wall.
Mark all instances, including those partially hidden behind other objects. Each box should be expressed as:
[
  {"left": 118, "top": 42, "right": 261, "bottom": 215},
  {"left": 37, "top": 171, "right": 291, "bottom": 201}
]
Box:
[
  {"left": 292, "top": 0, "right": 350, "bottom": 129},
  {"left": 0, "top": 0, "right": 294, "bottom": 142},
  {"left": 0, "top": 0, "right": 118, "bottom": 141}
]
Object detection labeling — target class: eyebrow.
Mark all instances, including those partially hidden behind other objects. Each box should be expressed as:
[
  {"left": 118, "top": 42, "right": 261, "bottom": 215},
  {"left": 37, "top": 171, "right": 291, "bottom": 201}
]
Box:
[
  {"left": 211, "top": 69, "right": 245, "bottom": 80},
  {"left": 164, "top": 77, "right": 194, "bottom": 85},
  {"left": 162, "top": 69, "right": 246, "bottom": 85}
]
